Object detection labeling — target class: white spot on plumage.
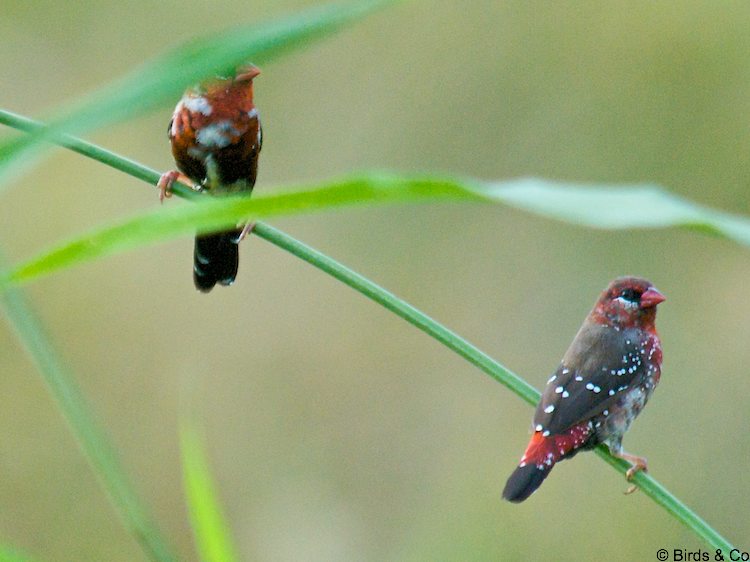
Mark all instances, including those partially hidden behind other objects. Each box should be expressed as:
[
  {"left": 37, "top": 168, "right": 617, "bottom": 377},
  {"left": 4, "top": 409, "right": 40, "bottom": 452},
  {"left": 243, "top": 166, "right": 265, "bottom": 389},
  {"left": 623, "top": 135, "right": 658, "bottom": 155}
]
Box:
[
  {"left": 196, "top": 120, "right": 241, "bottom": 148},
  {"left": 247, "top": 107, "right": 258, "bottom": 119},
  {"left": 561, "top": 368, "right": 569, "bottom": 375},
  {"left": 562, "top": 391, "right": 570, "bottom": 398},
  {"left": 184, "top": 96, "right": 213, "bottom": 115},
  {"left": 586, "top": 382, "right": 595, "bottom": 390},
  {"left": 535, "top": 424, "right": 543, "bottom": 432},
  {"left": 548, "top": 375, "right": 557, "bottom": 383},
  {"left": 593, "top": 385, "right": 601, "bottom": 393},
  {"left": 542, "top": 430, "right": 550, "bottom": 437},
  {"left": 575, "top": 375, "right": 583, "bottom": 381},
  {"left": 544, "top": 405, "right": 555, "bottom": 414},
  {"left": 555, "top": 386, "right": 563, "bottom": 394},
  {"left": 609, "top": 389, "right": 615, "bottom": 396}
]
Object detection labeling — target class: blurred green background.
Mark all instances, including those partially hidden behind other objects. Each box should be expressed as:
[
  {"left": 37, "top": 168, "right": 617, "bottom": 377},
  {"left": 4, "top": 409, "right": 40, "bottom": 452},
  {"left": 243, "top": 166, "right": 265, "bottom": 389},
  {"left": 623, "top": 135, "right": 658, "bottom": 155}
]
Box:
[{"left": 2, "top": 1, "right": 750, "bottom": 560}]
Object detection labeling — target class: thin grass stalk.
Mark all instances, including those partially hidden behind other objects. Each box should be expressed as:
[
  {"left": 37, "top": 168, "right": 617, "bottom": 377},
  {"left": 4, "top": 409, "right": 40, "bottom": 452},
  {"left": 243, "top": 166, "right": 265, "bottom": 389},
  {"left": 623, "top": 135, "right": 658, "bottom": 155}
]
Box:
[{"left": 0, "top": 108, "right": 736, "bottom": 552}]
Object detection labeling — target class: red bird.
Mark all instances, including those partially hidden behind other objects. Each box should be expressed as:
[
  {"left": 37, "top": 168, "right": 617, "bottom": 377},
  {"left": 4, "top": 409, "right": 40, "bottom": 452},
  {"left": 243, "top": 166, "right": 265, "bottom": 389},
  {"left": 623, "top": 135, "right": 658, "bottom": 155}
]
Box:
[
  {"left": 158, "top": 65, "right": 262, "bottom": 292},
  {"left": 502, "top": 277, "right": 665, "bottom": 503}
]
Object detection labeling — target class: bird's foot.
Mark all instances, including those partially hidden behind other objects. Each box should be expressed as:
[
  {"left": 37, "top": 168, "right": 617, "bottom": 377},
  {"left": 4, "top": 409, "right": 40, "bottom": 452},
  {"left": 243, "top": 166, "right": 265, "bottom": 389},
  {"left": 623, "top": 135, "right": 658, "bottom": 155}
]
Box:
[
  {"left": 157, "top": 170, "right": 195, "bottom": 203},
  {"left": 615, "top": 452, "right": 648, "bottom": 494}
]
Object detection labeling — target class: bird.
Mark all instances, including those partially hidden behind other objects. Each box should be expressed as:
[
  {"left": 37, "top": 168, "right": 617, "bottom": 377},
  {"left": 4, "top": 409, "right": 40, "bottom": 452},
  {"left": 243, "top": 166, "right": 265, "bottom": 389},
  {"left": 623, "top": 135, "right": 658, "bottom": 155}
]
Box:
[
  {"left": 502, "top": 277, "right": 665, "bottom": 503},
  {"left": 158, "top": 65, "right": 262, "bottom": 292}
]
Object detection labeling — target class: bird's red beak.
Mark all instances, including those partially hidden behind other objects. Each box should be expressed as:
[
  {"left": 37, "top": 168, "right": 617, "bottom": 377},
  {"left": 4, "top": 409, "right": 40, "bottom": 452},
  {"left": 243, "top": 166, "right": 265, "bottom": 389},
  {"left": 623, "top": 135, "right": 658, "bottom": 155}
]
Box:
[{"left": 640, "top": 287, "right": 665, "bottom": 308}]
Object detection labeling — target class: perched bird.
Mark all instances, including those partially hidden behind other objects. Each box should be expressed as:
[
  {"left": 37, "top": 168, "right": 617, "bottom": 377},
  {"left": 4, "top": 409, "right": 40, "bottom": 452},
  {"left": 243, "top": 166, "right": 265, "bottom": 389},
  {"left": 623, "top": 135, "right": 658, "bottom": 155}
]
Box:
[
  {"left": 158, "top": 65, "right": 262, "bottom": 292},
  {"left": 502, "top": 277, "right": 665, "bottom": 503}
]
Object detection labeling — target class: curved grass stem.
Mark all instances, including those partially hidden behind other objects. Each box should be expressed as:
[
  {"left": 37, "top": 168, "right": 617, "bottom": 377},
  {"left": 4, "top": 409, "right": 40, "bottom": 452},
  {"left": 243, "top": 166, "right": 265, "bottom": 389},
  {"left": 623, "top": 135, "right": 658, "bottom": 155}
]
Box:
[{"left": 0, "top": 107, "right": 736, "bottom": 553}]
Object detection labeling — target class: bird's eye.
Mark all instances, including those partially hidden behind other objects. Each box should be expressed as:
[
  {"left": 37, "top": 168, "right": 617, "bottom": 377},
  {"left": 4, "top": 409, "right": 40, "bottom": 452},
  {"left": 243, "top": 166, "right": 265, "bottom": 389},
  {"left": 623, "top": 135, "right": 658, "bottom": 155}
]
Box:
[{"left": 619, "top": 288, "right": 639, "bottom": 302}]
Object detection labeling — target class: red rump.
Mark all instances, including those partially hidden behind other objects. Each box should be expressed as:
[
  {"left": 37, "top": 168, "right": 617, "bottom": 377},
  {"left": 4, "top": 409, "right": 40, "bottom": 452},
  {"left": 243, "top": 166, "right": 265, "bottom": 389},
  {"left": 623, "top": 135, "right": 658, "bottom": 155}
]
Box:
[
  {"left": 503, "top": 422, "right": 593, "bottom": 503},
  {"left": 520, "top": 422, "right": 592, "bottom": 468}
]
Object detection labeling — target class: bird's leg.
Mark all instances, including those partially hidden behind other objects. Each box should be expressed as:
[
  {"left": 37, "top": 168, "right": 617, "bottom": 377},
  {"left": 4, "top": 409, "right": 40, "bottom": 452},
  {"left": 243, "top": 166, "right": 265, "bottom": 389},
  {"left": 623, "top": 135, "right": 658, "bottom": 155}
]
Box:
[
  {"left": 235, "top": 221, "right": 257, "bottom": 243},
  {"left": 614, "top": 451, "right": 648, "bottom": 494}
]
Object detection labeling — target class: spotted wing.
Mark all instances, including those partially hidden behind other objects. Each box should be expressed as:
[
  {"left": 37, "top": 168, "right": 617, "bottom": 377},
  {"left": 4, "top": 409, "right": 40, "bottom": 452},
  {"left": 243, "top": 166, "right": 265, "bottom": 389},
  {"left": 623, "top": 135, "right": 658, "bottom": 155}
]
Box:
[{"left": 533, "top": 323, "right": 651, "bottom": 435}]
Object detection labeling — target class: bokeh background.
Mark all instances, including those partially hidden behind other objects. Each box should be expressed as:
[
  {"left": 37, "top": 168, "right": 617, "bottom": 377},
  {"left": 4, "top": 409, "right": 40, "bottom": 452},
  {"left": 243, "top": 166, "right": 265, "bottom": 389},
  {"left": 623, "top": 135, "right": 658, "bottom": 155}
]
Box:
[{"left": 2, "top": 1, "right": 750, "bottom": 560}]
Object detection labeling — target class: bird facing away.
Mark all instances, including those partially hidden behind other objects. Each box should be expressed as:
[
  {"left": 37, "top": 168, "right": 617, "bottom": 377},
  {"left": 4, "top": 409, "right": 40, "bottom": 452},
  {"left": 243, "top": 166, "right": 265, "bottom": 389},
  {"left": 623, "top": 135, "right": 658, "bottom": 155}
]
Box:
[
  {"left": 502, "top": 277, "right": 665, "bottom": 503},
  {"left": 158, "top": 65, "right": 262, "bottom": 292}
]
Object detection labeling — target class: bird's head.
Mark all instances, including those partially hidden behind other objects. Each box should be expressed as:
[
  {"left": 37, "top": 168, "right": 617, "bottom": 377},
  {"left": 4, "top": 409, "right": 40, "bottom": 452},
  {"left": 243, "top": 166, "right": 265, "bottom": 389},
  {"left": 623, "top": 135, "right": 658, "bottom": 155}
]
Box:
[
  {"left": 591, "top": 276, "right": 665, "bottom": 330},
  {"left": 196, "top": 64, "right": 260, "bottom": 107}
]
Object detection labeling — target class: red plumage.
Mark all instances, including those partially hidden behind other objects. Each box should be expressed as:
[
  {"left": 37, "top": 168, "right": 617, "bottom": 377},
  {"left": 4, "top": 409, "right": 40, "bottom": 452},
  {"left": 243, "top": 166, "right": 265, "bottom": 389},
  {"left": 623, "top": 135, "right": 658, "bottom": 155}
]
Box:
[
  {"left": 158, "top": 65, "right": 262, "bottom": 292},
  {"left": 503, "top": 277, "right": 665, "bottom": 503}
]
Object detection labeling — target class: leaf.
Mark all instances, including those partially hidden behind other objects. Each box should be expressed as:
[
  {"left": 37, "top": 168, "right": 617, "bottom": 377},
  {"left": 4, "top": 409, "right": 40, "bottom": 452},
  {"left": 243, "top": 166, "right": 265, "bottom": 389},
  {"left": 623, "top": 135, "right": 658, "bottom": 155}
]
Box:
[
  {"left": 1, "top": 174, "right": 477, "bottom": 283},
  {"left": 490, "top": 178, "right": 747, "bottom": 235},
  {"left": 0, "top": 0, "right": 394, "bottom": 188},
  {"left": 180, "top": 421, "right": 238, "bottom": 562},
  {"left": 5, "top": 173, "right": 750, "bottom": 285}
]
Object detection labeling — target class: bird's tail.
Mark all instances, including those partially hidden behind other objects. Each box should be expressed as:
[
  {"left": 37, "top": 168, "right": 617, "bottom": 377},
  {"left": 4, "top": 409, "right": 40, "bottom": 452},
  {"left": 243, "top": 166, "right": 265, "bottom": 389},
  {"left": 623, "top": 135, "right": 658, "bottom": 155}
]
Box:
[
  {"left": 502, "top": 432, "right": 557, "bottom": 502},
  {"left": 193, "top": 229, "right": 241, "bottom": 292},
  {"left": 503, "top": 423, "right": 592, "bottom": 502},
  {"left": 503, "top": 462, "right": 554, "bottom": 503}
]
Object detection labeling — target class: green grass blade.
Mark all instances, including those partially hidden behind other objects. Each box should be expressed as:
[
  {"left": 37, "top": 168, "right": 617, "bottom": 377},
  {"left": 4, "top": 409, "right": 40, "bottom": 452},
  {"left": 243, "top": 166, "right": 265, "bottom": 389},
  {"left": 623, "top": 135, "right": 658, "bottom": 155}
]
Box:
[
  {"left": 2, "top": 174, "right": 484, "bottom": 284},
  {"left": 0, "top": 0, "right": 394, "bottom": 187},
  {"left": 180, "top": 421, "right": 238, "bottom": 562},
  {"left": 5, "top": 170, "right": 750, "bottom": 285},
  {"left": 489, "top": 178, "right": 749, "bottom": 234},
  {"left": 4, "top": 108, "right": 750, "bottom": 285},
  {"left": 0, "top": 109, "right": 739, "bottom": 552},
  {"left": 0, "top": 251, "right": 177, "bottom": 562}
]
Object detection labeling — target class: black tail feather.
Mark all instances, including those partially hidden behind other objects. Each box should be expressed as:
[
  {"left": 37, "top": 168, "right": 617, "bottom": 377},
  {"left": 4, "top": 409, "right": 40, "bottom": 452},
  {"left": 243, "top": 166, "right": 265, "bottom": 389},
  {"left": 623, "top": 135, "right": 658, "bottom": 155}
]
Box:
[
  {"left": 193, "top": 229, "right": 241, "bottom": 292},
  {"left": 502, "top": 464, "right": 552, "bottom": 503}
]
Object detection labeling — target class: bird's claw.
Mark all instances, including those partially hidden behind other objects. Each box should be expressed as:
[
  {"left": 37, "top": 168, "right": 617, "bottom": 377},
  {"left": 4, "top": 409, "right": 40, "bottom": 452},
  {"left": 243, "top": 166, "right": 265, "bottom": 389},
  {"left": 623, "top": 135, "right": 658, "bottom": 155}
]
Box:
[
  {"left": 625, "top": 461, "right": 648, "bottom": 481},
  {"left": 234, "top": 221, "right": 257, "bottom": 243},
  {"left": 157, "top": 170, "right": 179, "bottom": 203},
  {"left": 157, "top": 170, "right": 196, "bottom": 203},
  {"left": 622, "top": 458, "right": 648, "bottom": 494}
]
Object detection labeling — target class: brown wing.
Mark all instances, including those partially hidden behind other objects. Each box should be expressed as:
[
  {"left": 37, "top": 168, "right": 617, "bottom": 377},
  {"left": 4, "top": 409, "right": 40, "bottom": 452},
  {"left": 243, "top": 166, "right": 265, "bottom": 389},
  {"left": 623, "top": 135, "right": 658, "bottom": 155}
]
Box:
[{"left": 533, "top": 322, "right": 650, "bottom": 434}]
